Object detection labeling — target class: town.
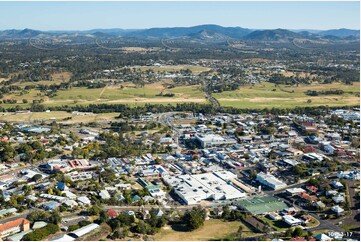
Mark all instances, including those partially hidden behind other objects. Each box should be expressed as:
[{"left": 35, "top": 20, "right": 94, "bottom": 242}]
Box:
[{"left": 0, "top": 107, "right": 359, "bottom": 241}]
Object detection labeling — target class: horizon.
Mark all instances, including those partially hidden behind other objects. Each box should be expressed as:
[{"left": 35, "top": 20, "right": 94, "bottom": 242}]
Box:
[
  {"left": 1, "top": 24, "right": 360, "bottom": 32},
  {"left": 0, "top": 1, "right": 359, "bottom": 31}
]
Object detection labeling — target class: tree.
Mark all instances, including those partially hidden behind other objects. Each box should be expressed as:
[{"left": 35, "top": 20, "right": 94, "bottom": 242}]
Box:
[
  {"left": 88, "top": 205, "right": 102, "bottom": 215},
  {"left": 49, "top": 210, "right": 62, "bottom": 225},
  {"left": 237, "top": 225, "right": 243, "bottom": 237},
  {"left": 292, "top": 227, "right": 304, "bottom": 237},
  {"left": 285, "top": 228, "right": 293, "bottom": 237},
  {"left": 31, "top": 174, "right": 43, "bottom": 182},
  {"left": 183, "top": 207, "right": 206, "bottom": 230},
  {"left": 222, "top": 205, "right": 231, "bottom": 219},
  {"left": 134, "top": 220, "right": 149, "bottom": 234}
]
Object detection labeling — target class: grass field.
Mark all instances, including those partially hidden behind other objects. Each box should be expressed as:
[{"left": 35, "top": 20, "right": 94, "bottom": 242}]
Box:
[
  {"left": 1, "top": 81, "right": 359, "bottom": 109},
  {"left": 154, "top": 219, "right": 254, "bottom": 241},
  {"left": 213, "top": 82, "right": 360, "bottom": 109}
]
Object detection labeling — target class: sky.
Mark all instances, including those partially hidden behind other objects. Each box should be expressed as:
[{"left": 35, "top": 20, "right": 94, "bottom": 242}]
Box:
[{"left": 0, "top": 1, "right": 359, "bottom": 31}]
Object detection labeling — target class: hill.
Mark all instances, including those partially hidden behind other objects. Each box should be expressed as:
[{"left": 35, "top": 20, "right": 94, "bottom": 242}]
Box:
[{"left": 244, "top": 29, "right": 301, "bottom": 41}]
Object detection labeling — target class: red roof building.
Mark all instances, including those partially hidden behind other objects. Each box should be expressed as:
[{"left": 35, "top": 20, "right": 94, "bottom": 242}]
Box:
[
  {"left": 107, "top": 209, "right": 118, "bottom": 218},
  {"left": 0, "top": 218, "right": 30, "bottom": 239}
]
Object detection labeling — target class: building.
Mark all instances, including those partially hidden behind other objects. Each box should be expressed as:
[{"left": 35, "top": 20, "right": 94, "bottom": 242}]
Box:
[
  {"left": 163, "top": 171, "right": 246, "bottom": 205},
  {"left": 0, "top": 218, "right": 30, "bottom": 240},
  {"left": 283, "top": 215, "right": 303, "bottom": 226},
  {"left": 256, "top": 172, "right": 287, "bottom": 190},
  {"left": 195, "top": 134, "right": 237, "bottom": 148},
  {"left": 285, "top": 188, "right": 306, "bottom": 196},
  {"left": 68, "top": 223, "right": 99, "bottom": 239},
  {"left": 331, "top": 205, "right": 344, "bottom": 216}
]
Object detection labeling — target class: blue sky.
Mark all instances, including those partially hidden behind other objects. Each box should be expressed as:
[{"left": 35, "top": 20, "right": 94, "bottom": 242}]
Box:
[{"left": 0, "top": 1, "right": 359, "bottom": 30}]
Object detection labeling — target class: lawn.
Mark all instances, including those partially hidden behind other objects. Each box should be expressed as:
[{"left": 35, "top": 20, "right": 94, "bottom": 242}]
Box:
[
  {"left": 154, "top": 219, "right": 255, "bottom": 241},
  {"left": 213, "top": 82, "right": 360, "bottom": 109}
]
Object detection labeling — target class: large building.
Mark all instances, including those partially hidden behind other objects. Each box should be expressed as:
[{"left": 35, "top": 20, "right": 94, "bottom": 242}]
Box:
[
  {"left": 0, "top": 218, "right": 30, "bottom": 240},
  {"left": 195, "top": 134, "right": 237, "bottom": 148},
  {"left": 163, "top": 171, "right": 246, "bottom": 205},
  {"left": 256, "top": 172, "right": 287, "bottom": 190}
]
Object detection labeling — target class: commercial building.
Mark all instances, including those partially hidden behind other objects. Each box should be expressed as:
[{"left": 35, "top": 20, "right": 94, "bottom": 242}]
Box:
[
  {"left": 195, "top": 134, "right": 237, "bottom": 148},
  {"left": 163, "top": 171, "right": 246, "bottom": 205},
  {"left": 256, "top": 172, "right": 287, "bottom": 190}
]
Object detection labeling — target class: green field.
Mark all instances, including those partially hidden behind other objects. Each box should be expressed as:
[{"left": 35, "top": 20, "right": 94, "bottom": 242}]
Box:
[{"left": 213, "top": 82, "right": 360, "bottom": 109}]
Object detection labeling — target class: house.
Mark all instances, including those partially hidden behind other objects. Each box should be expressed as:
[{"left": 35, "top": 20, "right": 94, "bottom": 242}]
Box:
[
  {"left": 326, "top": 190, "right": 338, "bottom": 197},
  {"left": 268, "top": 212, "right": 282, "bottom": 220},
  {"left": 0, "top": 218, "right": 30, "bottom": 240},
  {"left": 57, "top": 182, "right": 68, "bottom": 191},
  {"left": 332, "top": 195, "right": 345, "bottom": 204},
  {"left": 298, "top": 192, "right": 318, "bottom": 203},
  {"left": 313, "top": 201, "right": 326, "bottom": 209},
  {"left": 77, "top": 196, "right": 91, "bottom": 206},
  {"left": 300, "top": 214, "right": 312, "bottom": 223},
  {"left": 313, "top": 233, "right": 332, "bottom": 241},
  {"left": 286, "top": 148, "right": 304, "bottom": 156},
  {"left": 331, "top": 205, "right": 344, "bottom": 216},
  {"left": 63, "top": 200, "right": 78, "bottom": 208},
  {"left": 99, "top": 190, "right": 111, "bottom": 200},
  {"left": 286, "top": 188, "right": 306, "bottom": 196},
  {"left": 331, "top": 180, "right": 344, "bottom": 189},
  {"left": 107, "top": 209, "right": 118, "bottom": 218},
  {"left": 42, "top": 201, "right": 60, "bottom": 210},
  {"left": 306, "top": 186, "right": 318, "bottom": 194},
  {"left": 283, "top": 215, "right": 302, "bottom": 226}
]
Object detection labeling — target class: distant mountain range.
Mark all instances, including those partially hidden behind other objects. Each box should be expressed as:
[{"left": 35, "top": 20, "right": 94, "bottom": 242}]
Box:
[{"left": 0, "top": 25, "right": 359, "bottom": 41}]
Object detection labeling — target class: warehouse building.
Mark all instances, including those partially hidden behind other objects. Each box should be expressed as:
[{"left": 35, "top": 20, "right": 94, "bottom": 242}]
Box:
[
  {"left": 256, "top": 172, "right": 287, "bottom": 190},
  {"left": 163, "top": 171, "right": 246, "bottom": 205}
]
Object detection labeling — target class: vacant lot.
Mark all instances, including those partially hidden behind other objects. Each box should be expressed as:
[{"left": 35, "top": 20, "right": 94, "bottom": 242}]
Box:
[
  {"left": 214, "top": 82, "right": 360, "bottom": 109},
  {"left": 154, "top": 219, "right": 254, "bottom": 241}
]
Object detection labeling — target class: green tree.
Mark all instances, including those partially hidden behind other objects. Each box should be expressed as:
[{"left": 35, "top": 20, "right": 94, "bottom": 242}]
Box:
[
  {"left": 183, "top": 206, "right": 206, "bottom": 230},
  {"left": 292, "top": 227, "right": 304, "bottom": 237}
]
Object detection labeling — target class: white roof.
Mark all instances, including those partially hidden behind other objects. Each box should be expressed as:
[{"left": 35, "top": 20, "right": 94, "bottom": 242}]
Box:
[
  {"left": 52, "top": 234, "right": 75, "bottom": 241},
  {"left": 286, "top": 188, "right": 306, "bottom": 194},
  {"left": 77, "top": 196, "right": 91, "bottom": 205},
  {"left": 32, "top": 221, "right": 48, "bottom": 229},
  {"left": 283, "top": 215, "right": 302, "bottom": 224},
  {"left": 70, "top": 223, "right": 99, "bottom": 238}
]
